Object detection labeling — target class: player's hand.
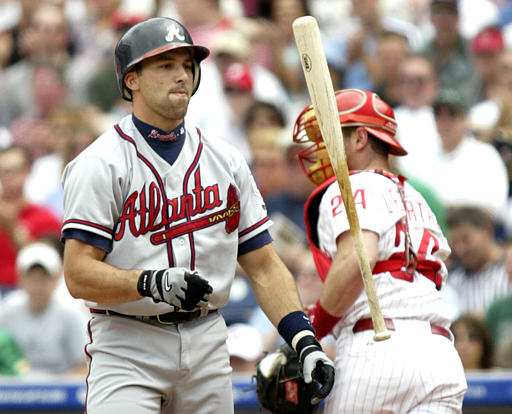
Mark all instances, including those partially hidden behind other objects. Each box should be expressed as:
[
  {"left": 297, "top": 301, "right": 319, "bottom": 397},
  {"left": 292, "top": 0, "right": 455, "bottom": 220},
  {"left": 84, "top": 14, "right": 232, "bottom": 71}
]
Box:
[
  {"left": 137, "top": 268, "right": 213, "bottom": 311},
  {"left": 296, "top": 334, "right": 335, "bottom": 405}
]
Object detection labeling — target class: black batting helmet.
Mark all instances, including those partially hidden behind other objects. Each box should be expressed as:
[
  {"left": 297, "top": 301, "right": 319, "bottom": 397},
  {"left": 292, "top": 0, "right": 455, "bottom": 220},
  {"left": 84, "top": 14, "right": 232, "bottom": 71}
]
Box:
[{"left": 114, "top": 17, "right": 210, "bottom": 101}]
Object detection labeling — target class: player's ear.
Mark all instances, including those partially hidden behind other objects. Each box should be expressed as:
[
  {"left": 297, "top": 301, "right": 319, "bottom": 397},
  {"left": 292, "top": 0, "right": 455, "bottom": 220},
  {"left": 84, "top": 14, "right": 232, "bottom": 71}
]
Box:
[
  {"left": 354, "top": 127, "right": 368, "bottom": 150},
  {"left": 124, "top": 70, "right": 140, "bottom": 94}
]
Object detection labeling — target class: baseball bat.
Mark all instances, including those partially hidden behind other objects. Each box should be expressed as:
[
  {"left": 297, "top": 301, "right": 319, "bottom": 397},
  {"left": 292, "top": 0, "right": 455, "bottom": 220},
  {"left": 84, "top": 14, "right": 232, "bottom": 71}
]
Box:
[{"left": 292, "top": 16, "right": 390, "bottom": 341}]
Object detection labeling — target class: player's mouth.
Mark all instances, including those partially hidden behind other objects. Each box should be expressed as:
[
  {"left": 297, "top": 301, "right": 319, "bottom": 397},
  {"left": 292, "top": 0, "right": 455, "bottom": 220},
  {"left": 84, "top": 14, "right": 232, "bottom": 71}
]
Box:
[{"left": 170, "top": 89, "right": 189, "bottom": 98}]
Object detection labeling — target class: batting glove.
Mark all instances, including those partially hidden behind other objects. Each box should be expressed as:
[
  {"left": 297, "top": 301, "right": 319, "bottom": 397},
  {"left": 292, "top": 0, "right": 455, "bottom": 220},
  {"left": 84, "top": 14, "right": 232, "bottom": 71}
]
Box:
[
  {"left": 296, "top": 333, "right": 335, "bottom": 405},
  {"left": 137, "top": 268, "right": 213, "bottom": 311}
]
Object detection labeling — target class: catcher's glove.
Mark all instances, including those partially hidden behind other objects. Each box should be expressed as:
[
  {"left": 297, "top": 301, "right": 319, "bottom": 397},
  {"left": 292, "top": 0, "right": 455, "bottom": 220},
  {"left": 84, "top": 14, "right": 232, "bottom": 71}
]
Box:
[{"left": 255, "top": 344, "right": 319, "bottom": 414}]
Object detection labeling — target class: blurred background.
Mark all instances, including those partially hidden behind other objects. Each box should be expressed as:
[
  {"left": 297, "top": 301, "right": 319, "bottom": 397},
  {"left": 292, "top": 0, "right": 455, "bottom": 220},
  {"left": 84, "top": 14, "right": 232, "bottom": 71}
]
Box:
[{"left": 1, "top": 0, "right": 512, "bottom": 412}]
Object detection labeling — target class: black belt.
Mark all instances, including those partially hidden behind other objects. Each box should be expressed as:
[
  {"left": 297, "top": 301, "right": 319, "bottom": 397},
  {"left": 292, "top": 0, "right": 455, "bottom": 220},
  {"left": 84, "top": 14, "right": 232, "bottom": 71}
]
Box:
[
  {"left": 90, "top": 308, "right": 217, "bottom": 325},
  {"left": 353, "top": 318, "right": 452, "bottom": 341}
]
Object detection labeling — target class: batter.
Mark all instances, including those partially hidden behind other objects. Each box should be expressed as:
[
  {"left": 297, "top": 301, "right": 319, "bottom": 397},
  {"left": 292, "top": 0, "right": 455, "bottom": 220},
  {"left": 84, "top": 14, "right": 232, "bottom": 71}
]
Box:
[{"left": 61, "top": 17, "right": 334, "bottom": 414}]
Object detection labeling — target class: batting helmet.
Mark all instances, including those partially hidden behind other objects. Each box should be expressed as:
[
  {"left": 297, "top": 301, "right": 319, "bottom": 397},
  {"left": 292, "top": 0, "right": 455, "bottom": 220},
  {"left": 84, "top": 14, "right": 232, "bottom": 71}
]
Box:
[
  {"left": 114, "top": 17, "right": 210, "bottom": 101},
  {"left": 293, "top": 88, "right": 407, "bottom": 186}
]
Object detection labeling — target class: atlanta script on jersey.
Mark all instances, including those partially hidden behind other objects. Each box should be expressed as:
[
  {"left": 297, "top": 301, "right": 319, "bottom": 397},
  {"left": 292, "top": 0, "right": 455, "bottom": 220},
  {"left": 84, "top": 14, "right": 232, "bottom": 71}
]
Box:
[{"left": 61, "top": 115, "right": 271, "bottom": 315}]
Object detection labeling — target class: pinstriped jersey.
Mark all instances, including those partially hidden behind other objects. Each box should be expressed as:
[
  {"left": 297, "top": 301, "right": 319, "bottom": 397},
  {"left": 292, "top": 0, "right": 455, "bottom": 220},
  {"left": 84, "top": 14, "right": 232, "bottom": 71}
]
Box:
[
  {"left": 447, "top": 261, "right": 510, "bottom": 315},
  {"left": 313, "top": 171, "right": 454, "bottom": 332},
  {"left": 61, "top": 115, "right": 271, "bottom": 315}
]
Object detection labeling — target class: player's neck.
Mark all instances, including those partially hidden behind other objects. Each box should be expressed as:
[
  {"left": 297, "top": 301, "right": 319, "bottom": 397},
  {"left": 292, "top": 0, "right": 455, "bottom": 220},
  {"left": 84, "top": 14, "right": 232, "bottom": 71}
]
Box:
[
  {"left": 356, "top": 154, "right": 390, "bottom": 172},
  {"left": 132, "top": 108, "right": 183, "bottom": 133}
]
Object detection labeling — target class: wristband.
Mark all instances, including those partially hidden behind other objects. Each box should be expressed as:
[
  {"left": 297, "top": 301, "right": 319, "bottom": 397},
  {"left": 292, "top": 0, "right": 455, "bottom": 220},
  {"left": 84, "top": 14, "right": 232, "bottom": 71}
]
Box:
[
  {"left": 277, "top": 311, "right": 315, "bottom": 346},
  {"left": 137, "top": 270, "right": 151, "bottom": 297},
  {"left": 310, "top": 300, "right": 341, "bottom": 340}
]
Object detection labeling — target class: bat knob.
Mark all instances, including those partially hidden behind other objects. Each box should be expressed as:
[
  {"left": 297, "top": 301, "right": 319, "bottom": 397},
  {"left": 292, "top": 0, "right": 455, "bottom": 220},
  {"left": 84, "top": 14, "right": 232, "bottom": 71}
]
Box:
[{"left": 373, "top": 331, "right": 391, "bottom": 342}]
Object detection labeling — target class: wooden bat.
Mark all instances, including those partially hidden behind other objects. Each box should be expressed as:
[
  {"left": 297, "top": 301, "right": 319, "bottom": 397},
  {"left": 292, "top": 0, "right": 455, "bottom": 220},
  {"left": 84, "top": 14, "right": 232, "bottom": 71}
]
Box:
[{"left": 292, "top": 16, "right": 390, "bottom": 341}]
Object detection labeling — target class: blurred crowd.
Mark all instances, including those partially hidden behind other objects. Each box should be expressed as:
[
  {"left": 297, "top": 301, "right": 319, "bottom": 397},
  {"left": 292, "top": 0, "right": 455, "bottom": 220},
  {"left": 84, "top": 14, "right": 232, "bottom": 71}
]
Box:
[{"left": 2, "top": 0, "right": 512, "bottom": 378}]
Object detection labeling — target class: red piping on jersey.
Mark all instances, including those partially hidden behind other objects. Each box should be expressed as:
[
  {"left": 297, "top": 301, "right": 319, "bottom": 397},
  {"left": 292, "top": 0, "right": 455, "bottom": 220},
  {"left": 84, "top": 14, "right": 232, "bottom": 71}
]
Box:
[
  {"left": 63, "top": 219, "right": 113, "bottom": 235},
  {"left": 83, "top": 319, "right": 93, "bottom": 413},
  {"left": 180, "top": 128, "right": 204, "bottom": 270},
  {"left": 240, "top": 216, "right": 270, "bottom": 237},
  {"left": 114, "top": 124, "right": 175, "bottom": 266}
]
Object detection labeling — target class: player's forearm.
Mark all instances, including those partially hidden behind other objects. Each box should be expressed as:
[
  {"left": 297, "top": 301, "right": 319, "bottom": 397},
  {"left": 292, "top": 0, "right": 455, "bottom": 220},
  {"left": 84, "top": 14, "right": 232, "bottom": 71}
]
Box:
[
  {"left": 320, "top": 253, "right": 365, "bottom": 317},
  {"left": 63, "top": 239, "right": 142, "bottom": 305},
  {"left": 239, "top": 244, "right": 303, "bottom": 326},
  {"left": 321, "top": 230, "right": 379, "bottom": 317}
]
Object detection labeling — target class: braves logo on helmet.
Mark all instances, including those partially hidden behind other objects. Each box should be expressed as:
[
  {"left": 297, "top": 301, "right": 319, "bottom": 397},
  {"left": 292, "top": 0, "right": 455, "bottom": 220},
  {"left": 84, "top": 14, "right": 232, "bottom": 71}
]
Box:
[{"left": 165, "top": 24, "right": 186, "bottom": 42}]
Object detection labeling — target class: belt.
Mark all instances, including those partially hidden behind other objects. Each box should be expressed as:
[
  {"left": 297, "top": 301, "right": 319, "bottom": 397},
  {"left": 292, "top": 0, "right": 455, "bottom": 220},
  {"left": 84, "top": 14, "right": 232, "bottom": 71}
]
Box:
[
  {"left": 352, "top": 318, "right": 452, "bottom": 341},
  {"left": 90, "top": 308, "right": 217, "bottom": 325}
]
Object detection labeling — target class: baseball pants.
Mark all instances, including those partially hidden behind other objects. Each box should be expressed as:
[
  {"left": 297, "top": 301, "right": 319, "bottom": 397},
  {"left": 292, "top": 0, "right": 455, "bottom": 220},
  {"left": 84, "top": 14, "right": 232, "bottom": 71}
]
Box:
[
  {"left": 324, "top": 319, "right": 467, "bottom": 414},
  {"left": 84, "top": 311, "right": 234, "bottom": 414}
]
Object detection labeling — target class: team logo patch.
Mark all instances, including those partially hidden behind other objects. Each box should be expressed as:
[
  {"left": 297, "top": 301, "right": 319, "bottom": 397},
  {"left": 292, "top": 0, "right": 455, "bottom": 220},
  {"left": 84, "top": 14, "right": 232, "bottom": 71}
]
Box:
[
  {"left": 284, "top": 379, "right": 299, "bottom": 404},
  {"left": 150, "top": 184, "right": 240, "bottom": 245},
  {"left": 165, "top": 24, "right": 185, "bottom": 42}
]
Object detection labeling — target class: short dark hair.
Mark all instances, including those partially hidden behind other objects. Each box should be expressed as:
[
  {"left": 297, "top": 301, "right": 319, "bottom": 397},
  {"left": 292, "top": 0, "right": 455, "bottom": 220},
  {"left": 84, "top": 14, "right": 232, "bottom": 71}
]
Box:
[
  {"left": 243, "top": 100, "right": 286, "bottom": 130},
  {"left": 342, "top": 126, "right": 390, "bottom": 156},
  {"left": 451, "top": 314, "right": 494, "bottom": 369},
  {"left": 445, "top": 206, "right": 496, "bottom": 229}
]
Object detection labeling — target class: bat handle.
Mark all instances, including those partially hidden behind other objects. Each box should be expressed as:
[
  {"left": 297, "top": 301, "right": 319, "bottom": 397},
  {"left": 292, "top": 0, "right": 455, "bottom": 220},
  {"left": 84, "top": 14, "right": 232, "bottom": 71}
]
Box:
[{"left": 373, "top": 330, "right": 391, "bottom": 342}]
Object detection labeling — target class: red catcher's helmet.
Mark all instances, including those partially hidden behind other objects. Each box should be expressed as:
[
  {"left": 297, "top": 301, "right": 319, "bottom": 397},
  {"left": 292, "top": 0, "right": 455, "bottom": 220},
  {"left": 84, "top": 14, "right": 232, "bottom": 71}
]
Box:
[{"left": 292, "top": 88, "right": 407, "bottom": 186}]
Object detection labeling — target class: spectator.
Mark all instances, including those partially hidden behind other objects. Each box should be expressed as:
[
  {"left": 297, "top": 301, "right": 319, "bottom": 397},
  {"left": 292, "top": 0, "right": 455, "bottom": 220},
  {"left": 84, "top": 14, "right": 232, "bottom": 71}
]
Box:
[
  {"left": 467, "top": 26, "right": 506, "bottom": 139},
  {"left": 226, "top": 323, "right": 263, "bottom": 374},
  {"left": 254, "top": 0, "right": 311, "bottom": 98},
  {"left": 0, "top": 145, "right": 61, "bottom": 291},
  {"left": 85, "top": 11, "right": 146, "bottom": 114},
  {"left": 220, "top": 62, "right": 257, "bottom": 160},
  {"left": 451, "top": 314, "right": 494, "bottom": 370},
  {"left": 392, "top": 54, "right": 440, "bottom": 180},
  {"left": 186, "top": 29, "right": 291, "bottom": 159},
  {"left": 0, "top": 326, "right": 29, "bottom": 376},
  {"left": 428, "top": 88, "right": 509, "bottom": 221},
  {"left": 24, "top": 106, "right": 103, "bottom": 220},
  {"left": 486, "top": 239, "right": 512, "bottom": 349},
  {"left": 249, "top": 250, "right": 325, "bottom": 353},
  {"left": 0, "top": 242, "right": 88, "bottom": 376},
  {"left": 249, "top": 127, "right": 288, "bottom": 199},
  {"left": 243, "top": 100, "right": 286, "bottom": 145},
  {"left": 446, "top": 206, "right": 510, "bottom": 316},
  {"left": 0, "top": 3, "right": 73, "bottom": 127},
  {"left": 370, "top": 32, "right": 410, "bottom": 108},
  {"left": 340, "top": 0, "right": 422, "bottom": 91},
  {"left": 420, "top": 0, "right": 480, "bottom": 107},
  {"left": 265, "top": 141, "right": 314, "bottom": 234}
]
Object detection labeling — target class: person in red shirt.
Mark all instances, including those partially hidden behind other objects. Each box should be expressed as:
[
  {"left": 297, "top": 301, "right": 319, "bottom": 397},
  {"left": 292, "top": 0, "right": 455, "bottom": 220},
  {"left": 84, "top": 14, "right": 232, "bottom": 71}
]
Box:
[{"left": 0, "top": 145, "right": 61, "bottom": 290}]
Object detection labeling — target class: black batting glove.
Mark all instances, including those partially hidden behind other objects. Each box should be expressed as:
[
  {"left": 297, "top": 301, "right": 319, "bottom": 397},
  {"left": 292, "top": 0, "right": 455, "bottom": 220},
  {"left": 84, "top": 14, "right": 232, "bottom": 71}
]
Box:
[
  {"left": 137, "top": 268, "right": 213, "bottom": 311},
  {"left": 296, "top": 333, "right": 335, "bottom": 404}
]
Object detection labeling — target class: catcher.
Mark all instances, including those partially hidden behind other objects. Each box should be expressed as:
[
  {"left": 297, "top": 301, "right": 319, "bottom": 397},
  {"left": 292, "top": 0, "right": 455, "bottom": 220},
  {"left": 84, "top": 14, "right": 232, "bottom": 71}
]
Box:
[{"left": 290, "top": 89, "right": 467, "bottom": 413}]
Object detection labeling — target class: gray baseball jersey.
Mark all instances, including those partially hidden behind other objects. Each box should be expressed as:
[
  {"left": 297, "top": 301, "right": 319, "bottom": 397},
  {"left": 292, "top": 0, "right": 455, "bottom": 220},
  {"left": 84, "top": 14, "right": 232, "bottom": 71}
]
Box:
[{"left": 62, "top": 114, "right": 271, "bottom": 314}]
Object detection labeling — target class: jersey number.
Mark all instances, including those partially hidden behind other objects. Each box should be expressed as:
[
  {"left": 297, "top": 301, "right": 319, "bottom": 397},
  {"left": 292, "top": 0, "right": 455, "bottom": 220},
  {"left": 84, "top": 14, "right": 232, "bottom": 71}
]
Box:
[{"left": 388, "top": 222, "right": 443, "bottom": 289}]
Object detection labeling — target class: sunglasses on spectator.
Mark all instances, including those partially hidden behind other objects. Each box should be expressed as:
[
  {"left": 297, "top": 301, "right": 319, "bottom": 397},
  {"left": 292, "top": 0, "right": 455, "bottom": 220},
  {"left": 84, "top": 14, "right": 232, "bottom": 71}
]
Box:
[
  {"left": 0, "top": 165, "right": 26, "bottom": 176},
  {"left": 433, "top": 106, "right": 463, "bottom": 118},
  {"left": 399, "top": 75, "right": 431, "bottom": 86}
]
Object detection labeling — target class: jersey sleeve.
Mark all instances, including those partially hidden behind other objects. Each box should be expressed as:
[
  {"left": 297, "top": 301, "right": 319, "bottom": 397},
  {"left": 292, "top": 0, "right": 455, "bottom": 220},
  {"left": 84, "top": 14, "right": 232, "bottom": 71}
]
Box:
[
  {"left": 61, "top": 155, "right": 126, "bottom": 242},
  {"left": 234, "top": 156, "right": 272, "bottom": 244}
]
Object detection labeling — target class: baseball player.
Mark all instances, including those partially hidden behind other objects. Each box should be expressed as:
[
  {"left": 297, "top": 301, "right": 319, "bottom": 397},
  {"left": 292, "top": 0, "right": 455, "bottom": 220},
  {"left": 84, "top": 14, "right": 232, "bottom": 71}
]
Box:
[
  {"left": 294, "top": 89, "right": 467, "bottom": 413},
  {"left": 61, "top": 17, "right": 334, "bottom": 414}
]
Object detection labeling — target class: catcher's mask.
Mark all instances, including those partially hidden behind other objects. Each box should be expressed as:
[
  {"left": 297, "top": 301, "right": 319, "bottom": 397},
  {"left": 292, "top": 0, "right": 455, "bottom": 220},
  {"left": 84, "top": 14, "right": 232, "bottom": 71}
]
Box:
[
  {"left": 292, "top": 88, "right": 407, "bottom": 186},
  {"left": 114, "top": 17, "right": 210, "bottom": 101}
]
